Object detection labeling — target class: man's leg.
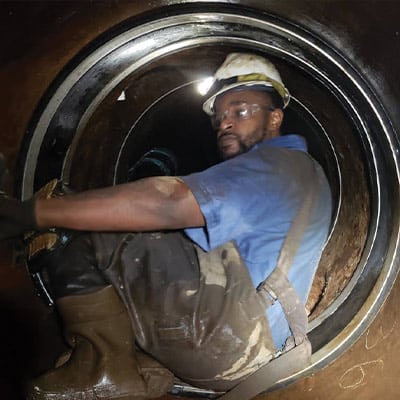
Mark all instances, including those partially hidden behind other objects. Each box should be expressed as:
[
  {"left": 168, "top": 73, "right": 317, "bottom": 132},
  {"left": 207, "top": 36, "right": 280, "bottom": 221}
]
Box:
[
  {"left": 95, "top": 231, "right": 276, "bottom": 392},
  {"left": 31, "top": 232, "right": 108, "bottom": 298},
  {"left": 26, "top": 234, "right": 173, "bottom": 400}
]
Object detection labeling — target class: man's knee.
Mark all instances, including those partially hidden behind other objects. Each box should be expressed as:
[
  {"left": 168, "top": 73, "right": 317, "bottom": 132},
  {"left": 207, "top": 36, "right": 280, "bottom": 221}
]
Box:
[{"left": 34, "top": 233, "right": 108, "bottom": 298}]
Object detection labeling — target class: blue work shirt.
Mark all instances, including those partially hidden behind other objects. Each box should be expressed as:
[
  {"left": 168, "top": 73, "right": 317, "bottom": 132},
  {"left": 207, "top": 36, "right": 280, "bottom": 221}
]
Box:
[{"left": 181, "top": 134, "right": 332, "bottom": 349}]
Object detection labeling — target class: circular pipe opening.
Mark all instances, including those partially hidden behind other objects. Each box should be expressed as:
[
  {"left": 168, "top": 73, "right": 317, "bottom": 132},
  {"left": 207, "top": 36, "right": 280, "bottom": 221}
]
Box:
[{"left": 17, "top": 3, "right": 400, "bottom": 396}]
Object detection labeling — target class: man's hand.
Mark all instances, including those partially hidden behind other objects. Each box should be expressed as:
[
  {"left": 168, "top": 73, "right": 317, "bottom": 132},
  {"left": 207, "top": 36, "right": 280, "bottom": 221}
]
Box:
[{"left": 0, "top": 196, "right": 37, "bottom": 240}]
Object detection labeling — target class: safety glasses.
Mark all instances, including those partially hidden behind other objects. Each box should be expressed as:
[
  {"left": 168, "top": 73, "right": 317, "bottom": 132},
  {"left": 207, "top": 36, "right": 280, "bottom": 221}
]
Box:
[{"left": 211, "top": 102, "right": 274, "bottom": 129}]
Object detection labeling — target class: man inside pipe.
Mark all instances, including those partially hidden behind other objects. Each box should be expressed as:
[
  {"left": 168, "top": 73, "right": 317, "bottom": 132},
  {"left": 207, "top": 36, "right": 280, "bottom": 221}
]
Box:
[{"left": 0, "top": 53, "right": 332, "bottom": 400}]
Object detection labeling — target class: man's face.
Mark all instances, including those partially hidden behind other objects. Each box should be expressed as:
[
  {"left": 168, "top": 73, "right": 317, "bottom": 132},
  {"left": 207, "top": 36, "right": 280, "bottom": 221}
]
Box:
[{"left": 212, "top": 90, "right": 282, "bottom": 160}]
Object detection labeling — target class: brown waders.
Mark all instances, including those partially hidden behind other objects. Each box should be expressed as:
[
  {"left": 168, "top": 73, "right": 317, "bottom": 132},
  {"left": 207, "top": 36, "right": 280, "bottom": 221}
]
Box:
[
  {"left": 93, "top": 231, "right": 276, "bottom": 391},
  {"left": 26, "top": 231, "right": 276, "bottom": 398}
]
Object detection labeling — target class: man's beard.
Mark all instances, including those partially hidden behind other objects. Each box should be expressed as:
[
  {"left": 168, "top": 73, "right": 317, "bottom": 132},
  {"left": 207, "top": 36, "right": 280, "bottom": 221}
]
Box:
[{"left": 217, "top": 133, "right": 253, "bottom": 160}]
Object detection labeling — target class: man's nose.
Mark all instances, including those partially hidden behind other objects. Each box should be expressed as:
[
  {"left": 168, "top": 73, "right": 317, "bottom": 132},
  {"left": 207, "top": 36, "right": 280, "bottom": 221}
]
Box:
[{"left": 218, "top": 114, "right": 235, "bottom": 131}]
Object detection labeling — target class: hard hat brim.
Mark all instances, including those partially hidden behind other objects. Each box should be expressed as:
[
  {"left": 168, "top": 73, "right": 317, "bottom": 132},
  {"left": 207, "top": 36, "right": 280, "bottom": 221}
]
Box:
[{"left": 202, "top": 81, "right": 290, "bottom": 115}]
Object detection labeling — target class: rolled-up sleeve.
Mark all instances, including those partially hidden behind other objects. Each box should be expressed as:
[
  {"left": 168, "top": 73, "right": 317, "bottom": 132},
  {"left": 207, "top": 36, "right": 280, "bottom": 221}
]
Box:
[{"left": 181, "top": 149, "right": 287, "bottom": 253}]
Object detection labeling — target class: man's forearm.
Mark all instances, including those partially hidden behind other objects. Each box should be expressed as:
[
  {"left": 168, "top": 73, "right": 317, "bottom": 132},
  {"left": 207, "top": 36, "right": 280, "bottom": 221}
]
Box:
[{"left": 35, "top": 177, "right": 205, "bottom": 232}]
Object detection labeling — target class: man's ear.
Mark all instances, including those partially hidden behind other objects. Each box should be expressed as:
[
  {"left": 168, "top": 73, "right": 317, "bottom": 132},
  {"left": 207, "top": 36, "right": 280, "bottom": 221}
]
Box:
[
  {"left": 265, "top": 108, "right": 284, "bottom": 137},
  {"left": 269, "top": 108, "right": 284, "bottom": 130}
]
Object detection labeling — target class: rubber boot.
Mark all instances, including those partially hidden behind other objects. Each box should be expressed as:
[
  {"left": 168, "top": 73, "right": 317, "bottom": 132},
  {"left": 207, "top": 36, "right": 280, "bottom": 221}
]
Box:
[{"left": 25, "top": 286, "right": 174, "bottom": 400}]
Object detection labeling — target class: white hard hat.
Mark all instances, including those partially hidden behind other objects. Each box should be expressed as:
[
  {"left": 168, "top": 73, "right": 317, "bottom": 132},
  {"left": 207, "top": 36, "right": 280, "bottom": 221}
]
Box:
[{"left": 202, "top": 53, "right": 290, "bottom": 115}]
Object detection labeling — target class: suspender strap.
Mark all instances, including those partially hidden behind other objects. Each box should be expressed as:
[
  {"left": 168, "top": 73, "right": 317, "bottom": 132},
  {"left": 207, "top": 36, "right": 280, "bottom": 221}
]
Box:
[
  {"left": 265, "top": 155, "right": 318, "bottom": 277},
  {"left": 257, "top": 155, "right": 319, "bottom": 345},
  {"left": 262, "top": 268, "right": 308, "bottom": 346},
  {"left": 219, "top": 156, "right": 319, "bottom": 400}
]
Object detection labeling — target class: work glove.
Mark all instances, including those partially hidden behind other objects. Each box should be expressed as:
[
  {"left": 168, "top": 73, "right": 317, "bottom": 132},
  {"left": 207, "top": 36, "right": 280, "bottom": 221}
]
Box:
[{"left": 0, "top": 195, "right": 37, "bottom": 240}]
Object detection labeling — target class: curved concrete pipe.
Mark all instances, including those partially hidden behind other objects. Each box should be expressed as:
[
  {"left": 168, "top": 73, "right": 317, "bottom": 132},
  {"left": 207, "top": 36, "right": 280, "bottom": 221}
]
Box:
[{"left": 1, "top": 2, "right": 400, "bottom": 399}]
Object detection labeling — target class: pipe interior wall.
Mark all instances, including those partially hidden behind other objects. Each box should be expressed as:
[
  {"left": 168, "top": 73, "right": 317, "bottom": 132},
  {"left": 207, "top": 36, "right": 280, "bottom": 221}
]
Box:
[{"left": 0, "top": 1, "right": 399, "bottom": 399}]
